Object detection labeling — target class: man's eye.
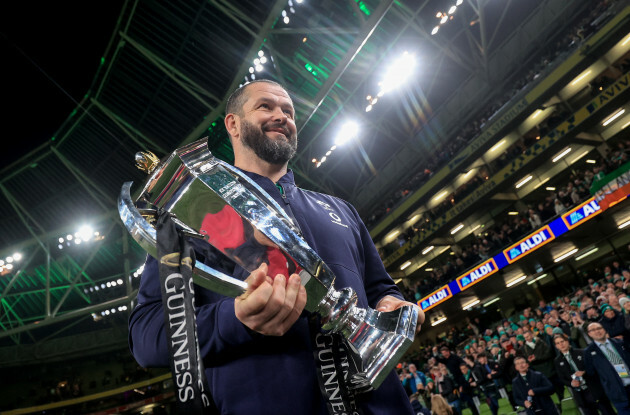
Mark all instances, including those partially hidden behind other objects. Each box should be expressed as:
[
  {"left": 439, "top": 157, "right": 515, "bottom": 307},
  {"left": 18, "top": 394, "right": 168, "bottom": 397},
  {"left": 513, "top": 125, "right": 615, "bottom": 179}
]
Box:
[{"left": 259, "top": 103, "right": 270, "bottom": 109}]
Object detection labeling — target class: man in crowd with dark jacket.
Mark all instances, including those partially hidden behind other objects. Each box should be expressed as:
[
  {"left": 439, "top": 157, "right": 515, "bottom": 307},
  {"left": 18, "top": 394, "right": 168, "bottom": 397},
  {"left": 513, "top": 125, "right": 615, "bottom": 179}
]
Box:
[
  {"left": 438, "top": 346, "right": 479, "bottom": 415},
  {"left": 553, "top": 333, "right": 614, "bottom": 415},
  {"left": 522, "top": 330, "right": 563, "bottom": 404},
  {"left": 472, "top": 352, "right": 500, "bottom": 415},
  {"left": 585, "top": 322, "right": 630, "bottom": 415},
  {"left": 512, "top": 356, "right": 558, "bottom": 415}
]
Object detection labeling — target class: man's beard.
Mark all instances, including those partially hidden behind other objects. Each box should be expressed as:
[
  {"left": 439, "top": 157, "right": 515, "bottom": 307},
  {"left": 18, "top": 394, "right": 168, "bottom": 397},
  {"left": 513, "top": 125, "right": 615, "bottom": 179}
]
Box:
[{"left": 240, "top": 119, "right": 297, "bottom": 164}]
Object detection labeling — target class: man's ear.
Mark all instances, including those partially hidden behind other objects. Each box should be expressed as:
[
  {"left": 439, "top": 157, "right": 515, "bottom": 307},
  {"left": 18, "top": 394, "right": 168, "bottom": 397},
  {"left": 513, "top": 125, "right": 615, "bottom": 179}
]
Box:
[{"left": 225, "top": 113, "right": 239, "bottom": 139}]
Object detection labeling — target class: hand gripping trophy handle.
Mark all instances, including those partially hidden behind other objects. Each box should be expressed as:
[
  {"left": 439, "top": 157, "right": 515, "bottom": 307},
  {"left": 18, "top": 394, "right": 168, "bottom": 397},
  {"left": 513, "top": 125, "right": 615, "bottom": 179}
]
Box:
[{"left": 119, "top": 138, "right": 418, "bottom": 389}]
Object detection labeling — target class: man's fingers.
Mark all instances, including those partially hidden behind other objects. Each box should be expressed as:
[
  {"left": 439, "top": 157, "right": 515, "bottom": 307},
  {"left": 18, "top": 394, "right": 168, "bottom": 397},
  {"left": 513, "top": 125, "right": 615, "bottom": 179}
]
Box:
[{"left": 268, "top": 273, "right": 301, "bottom": 323}]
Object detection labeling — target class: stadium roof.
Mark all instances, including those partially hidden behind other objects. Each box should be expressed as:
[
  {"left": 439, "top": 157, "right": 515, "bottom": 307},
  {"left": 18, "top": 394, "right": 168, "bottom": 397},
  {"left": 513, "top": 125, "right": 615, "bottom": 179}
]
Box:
[{"left": 0, "top": 0, "right": 601, "bottom": 356}]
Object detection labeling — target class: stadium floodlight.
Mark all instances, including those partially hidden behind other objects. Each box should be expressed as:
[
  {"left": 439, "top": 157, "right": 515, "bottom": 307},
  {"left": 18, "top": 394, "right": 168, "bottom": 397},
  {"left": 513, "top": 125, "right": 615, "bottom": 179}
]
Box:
[
  {"left": 78, "top": 225, "right": 93, "bottom": 242},
  {"left": 576, "top": 247, "right": 599, "bottom": 261},
  {"left": 400, "top": 261, "right": 412, "bottom": 271},
  {"left": 618, "top": 219, "right": 630, "bottom": 229},
  {"left": 515, "top": 175, "right": 533, "bottom": 189},
  {"left": 552, "top": 147, "right": 572, "bottom": 162},
  {"left": 506, "top": 275, "right": 527, "bottom": 287},
  {"left": 602, "top": 108, "right": 625, "bottom": 126},
  {"left": 450, "top": 223, "right": 464, "bottom": 235},
  {"left": 554, "top": 248, "right": 578, "bottom": 263},
  {"left": 431, "top": 26, "right": 439, "bottom": 35},
  {"left": 431, "top": 316, "right": 447, "bottom": 326},
  {"left": 421, "top": 246, "right": 434, "bottom": 255},
  {"left": 378, "top": 51, "right": 416, "bottom": 94},
  {"left": 570, "top": 70, "right": 591, "bottom": 86},
  {"left": 489, "top": 139, "right": 505, "bottom": 152},
  {"left": 462, "top": 299, "right": 480, "bottom": 310},
  {"left": 448, "top": 6, "right": 457, "bottom": 14},
  {"left": 456, "top": 0, "right": 463, "bottom": 5},
  {"left": 483, "top": 297, "right": 500, "bottom": 307},
  {"left": 334, "top": 121, "right": 360, "bottom": 146}
]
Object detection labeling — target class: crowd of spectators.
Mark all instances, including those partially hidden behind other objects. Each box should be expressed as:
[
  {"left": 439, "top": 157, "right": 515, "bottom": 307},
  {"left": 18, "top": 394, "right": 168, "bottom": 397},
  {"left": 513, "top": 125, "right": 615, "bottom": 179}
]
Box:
[
  {"left": 399, "top": 255, "right": 630, "bottom": 414},
  {"left": 365, "top": 0, "right": 620, "bottom": 231},
  {"left": 395, "top": 137, "right": 630, "bottom": 303}
]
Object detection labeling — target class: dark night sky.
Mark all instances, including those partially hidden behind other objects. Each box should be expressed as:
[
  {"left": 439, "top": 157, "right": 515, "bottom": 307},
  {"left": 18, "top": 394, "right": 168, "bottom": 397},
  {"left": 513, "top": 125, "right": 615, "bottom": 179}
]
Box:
[{"left": 1, "top": 1, "right": 124, "bottom": 170}]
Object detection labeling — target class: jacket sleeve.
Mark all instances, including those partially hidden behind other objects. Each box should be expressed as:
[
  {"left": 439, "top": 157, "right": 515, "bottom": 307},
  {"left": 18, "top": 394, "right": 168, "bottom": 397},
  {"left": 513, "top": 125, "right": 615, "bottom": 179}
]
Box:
[
  {"left": 531, "top": 372, "right": 554, "bottom": 396},
  {"left": 534, "top": 340, "right": 553, "bottom": 362},
  {"left": 583, "top": 347, "right": 596, "bottom": 376},
  {"left": 128, "top": 253, "right": 258, "bottom": 368},
  {"left": 554, "top": 357, "right": 572, "bottom": 386},
  {"left": 347, "top": 202, "right": 404, "bottom": 307},
  {"left": 512, "top": 378, "right": 526, "bottom": 406}
]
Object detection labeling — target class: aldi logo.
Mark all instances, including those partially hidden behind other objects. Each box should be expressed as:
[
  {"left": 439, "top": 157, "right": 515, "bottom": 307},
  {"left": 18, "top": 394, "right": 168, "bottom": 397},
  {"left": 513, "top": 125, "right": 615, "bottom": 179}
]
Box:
[
  {"left": 504, "top": 226, "right": 555, "bottom": 264},
  {"left": 419, "top": 286, "right": 452, "bottom": 311},
  {"left": 562, "top": 197, "right": 601, "bottom": 230},
  {"left": 456, "top": 258, "right": 499, "bottom": 290}
]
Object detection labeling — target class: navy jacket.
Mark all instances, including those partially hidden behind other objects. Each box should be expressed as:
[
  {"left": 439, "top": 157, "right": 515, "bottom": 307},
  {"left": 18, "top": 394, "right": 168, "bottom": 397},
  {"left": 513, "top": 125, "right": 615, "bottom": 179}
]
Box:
[
  {"left": 584, "top": 338, "right": 630, "bottom": 404},
  {"left": 512, "top": 370, "right": 557, "bottom": 415},
  {"left": 128, "top": 169, "right": 413, "bottom": 415}
]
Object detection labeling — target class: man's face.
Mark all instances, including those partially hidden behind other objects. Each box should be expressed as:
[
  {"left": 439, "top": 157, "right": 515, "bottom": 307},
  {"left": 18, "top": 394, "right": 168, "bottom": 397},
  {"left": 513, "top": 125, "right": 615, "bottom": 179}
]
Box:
[
  {"left": 587, "top": 323, "right": 607, "bottom": 342},
  {"left": 236, "top": 83, "right": 298, "bottom": 164},
  {"left": 408, "top": 364, "right": 416, "bottom": 373},
  {"left": 440, "top": 349, "right": 450, "bottom": 359},
  {"left": 554, "top": 337, "right": 570, "bottom": 353},
  {"left": 514, "top": 358, "right": 529, "bottom": 374},
  {"left": 604, "top": 309, "right": 615, "bottom": 319},
  {"left": 477, "top": 356, "right": 487, "bottom": 364},
  {"left": 523, "top": 331, "right": 533, "bottom": 342}
]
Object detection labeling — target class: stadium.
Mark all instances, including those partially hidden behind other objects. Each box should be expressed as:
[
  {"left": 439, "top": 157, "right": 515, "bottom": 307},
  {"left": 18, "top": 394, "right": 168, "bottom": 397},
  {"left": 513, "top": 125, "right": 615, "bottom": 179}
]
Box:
[{"left": 1, "top": 0, "right": 630, "bottom": 413}]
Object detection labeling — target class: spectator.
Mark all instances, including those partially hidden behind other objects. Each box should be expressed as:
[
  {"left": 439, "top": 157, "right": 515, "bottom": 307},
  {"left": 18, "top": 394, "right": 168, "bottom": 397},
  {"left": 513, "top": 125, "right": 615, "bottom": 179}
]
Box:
[
  {"left": 584, "top": 322, "right": 630, "bottom": 414},
  {"left": 432, "top": 365, "right": 460, "bottom": 415},
  {"left": 431, "top": 393, "right": 454, "bottom": 415},
  {"left": 472, "top": 353, "right": 501, "bottom": 415},
  {"left": 512, "top": 356, "right": 558, "bottom": 414},
  {"left": 553, "top": 333, "right": 614, "bottom": 415}
]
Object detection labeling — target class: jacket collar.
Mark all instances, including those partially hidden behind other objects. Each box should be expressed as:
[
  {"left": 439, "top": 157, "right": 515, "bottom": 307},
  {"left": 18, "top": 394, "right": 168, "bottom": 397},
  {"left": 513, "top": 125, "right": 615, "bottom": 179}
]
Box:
[{"left": 235, "top": 167, "right": 296, "bottom": 188}]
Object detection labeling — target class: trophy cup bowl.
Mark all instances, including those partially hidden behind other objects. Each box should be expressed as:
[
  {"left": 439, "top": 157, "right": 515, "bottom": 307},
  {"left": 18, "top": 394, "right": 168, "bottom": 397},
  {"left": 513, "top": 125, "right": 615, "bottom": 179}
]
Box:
[{"left": 119, "top": 138, "right": 418, "bottom": 389}]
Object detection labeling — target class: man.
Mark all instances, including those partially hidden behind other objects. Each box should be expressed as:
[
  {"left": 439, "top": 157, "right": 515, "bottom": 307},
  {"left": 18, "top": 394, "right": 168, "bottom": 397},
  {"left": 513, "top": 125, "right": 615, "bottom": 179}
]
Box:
[
  {"left": 128, "top": 80, "right": 424, "bottom": 414},
  {"left": 584, "top": 322, "right": 630, "bottom": 414},
  {"left": 438, "top": 346, "right": 479, "bottom": 415},
  {"left": 406, "top": 363, "right": 427, "bottom": 395},
  {"left": 512, "top": 356, "right": 557, "bottom": 414},
  {"left": 471, "top": 353, "right": 500, "bottom": 415},
  {"left": 522, "top": 330, "right": 563, "bottom": 404},
  {"left": 553, "top": 333, "right": 613, "bottom": 415}
]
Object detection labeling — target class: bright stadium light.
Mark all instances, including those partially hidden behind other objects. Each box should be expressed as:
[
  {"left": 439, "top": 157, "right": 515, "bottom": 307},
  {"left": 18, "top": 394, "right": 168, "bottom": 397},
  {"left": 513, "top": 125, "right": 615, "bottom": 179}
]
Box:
[
  {"left": 552, "top": 147, "right": 572, "bottom": 162},
  {"left": 378, "top": 51, "right": 415, "bottom": 94},
  {"left": 554, "top": 248, "right": 578, "bottom": 263},
  {"left": 334, "top": 121, "right": 360, "bottom": 146},
  {"left": 506, "top": 275, "right": 527, "bottom": 287},
  {"left": 78, "top": 225, "right": 93, "bottom": 242}
]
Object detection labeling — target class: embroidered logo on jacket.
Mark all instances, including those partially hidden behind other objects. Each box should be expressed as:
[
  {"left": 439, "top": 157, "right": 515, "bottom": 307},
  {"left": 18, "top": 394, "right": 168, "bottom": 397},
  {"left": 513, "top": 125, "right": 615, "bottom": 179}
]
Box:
[{"left": 315, "top": 200, "right": 348, "bottom": 228}]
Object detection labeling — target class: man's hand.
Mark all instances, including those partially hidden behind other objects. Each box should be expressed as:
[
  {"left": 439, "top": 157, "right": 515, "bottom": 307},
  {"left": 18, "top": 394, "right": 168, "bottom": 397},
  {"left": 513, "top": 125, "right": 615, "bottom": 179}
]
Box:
[
  {"left": 235, "top": 263, "right": 307, "bottom": 336},
  {"left": 524, "top": 400, "right": 532, "bottom": 409},
  {"left": 528, "top": 354, "right": 536, "bottom": 362},
  {"left": 376, "top": 295, "right": 425, "bottom": 334},
  {"left": 528, "top": 389, "right": 535, "bottom": 396},
  {"left": 571, "top": 379, "right": 581, "bottom": 388}
]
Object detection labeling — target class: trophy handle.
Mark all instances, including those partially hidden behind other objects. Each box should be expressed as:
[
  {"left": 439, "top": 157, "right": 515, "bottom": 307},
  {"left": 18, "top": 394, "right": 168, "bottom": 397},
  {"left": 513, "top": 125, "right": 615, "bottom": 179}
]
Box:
[{"left": 119, "top": 181, "right": 248, "bottom": 298}]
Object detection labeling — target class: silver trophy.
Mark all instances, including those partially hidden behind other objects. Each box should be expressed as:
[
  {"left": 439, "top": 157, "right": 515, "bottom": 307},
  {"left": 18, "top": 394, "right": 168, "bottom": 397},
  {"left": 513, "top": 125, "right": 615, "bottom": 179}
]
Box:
[{"left": 118, "top": 138, "right": 418, "bottom": 389}]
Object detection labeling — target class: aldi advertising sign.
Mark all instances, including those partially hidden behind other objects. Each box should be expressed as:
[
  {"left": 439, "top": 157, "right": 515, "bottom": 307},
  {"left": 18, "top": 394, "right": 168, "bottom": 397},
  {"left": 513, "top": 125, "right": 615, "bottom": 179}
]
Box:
[
  {"left": 419, "top": 286, "right": 453, "bottom": 311},
  {"left": 562, "top": 197, "right": 601, "bottom": 229},
  {"left": 456, "top": 258, "right": 499, "bottom": 290},
  {"left": 504, "top": 226, "right": 555, "bottom": 264}
]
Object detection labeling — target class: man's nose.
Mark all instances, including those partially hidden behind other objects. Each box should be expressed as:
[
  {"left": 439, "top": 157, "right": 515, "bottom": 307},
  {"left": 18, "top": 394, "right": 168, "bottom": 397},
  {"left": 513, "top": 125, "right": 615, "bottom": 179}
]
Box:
[{"left": 271, "top": 106, "right": 287, "bottom": 122}]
